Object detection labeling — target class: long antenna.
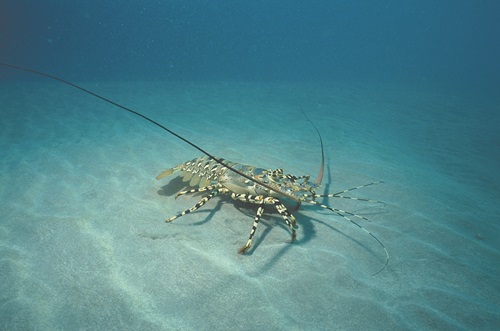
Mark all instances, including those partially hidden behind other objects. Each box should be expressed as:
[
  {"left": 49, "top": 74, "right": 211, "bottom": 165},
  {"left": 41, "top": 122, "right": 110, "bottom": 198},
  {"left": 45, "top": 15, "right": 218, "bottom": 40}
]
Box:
[
  {"left": 300, "top": 107, "right": 324, "bottom": 186},
  {"left": 0, "top": 62, "right": 302, "bottom": 201}
]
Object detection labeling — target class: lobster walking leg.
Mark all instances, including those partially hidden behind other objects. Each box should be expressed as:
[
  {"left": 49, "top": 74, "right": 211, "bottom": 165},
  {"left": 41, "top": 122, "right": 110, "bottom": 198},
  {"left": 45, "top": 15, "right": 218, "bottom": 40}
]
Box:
[
  {"left": 175, "top": 184, "right": 222, "bottom": 198},
  {"left": 167, "top": 188, "right": 228, "bottom": 222},
  {"left": 231, "top": 194, "right": 297, "bottom": 253},
  {"left": 238, "top": 206, "right": 265, "bottom": 254}
]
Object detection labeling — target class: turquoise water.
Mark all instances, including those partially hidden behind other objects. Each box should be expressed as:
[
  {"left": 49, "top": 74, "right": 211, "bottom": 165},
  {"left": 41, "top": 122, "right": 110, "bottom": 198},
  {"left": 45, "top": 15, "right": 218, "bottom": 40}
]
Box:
[
  {"left": 1, "top": 1, "right": 499, "bottom": 330},
  {"left": 1, "top": 80, "right": 498, "bottom": 330}
]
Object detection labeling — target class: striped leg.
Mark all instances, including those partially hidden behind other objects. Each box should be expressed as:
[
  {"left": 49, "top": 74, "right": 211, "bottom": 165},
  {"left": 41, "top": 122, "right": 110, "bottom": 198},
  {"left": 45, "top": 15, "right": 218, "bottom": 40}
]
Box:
[
  {"left": 167, "top": 188, "right": 225, "bottom": 222},
  {"left": 269, "top": 197, "right": 297, "bottom": 233},
  {"left": 231, "top": 193, "right": 266, "bottom": 253},
  {"left": 231, "top": 193, "right": 297, "bottom": 253},
  {"left": 238, "top": 206, "right": 265, "bottom": 254},
  {"left": 175, "top": 184, "right": 223, "bottom": 198}
]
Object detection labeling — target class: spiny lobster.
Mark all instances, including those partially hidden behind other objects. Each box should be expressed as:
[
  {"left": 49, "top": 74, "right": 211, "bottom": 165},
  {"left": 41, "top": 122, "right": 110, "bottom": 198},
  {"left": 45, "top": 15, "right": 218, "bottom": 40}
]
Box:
[
  {"left": 0, "top": 62, "right": 389, "bottom": 275},
  {"left": 156, "top": 155, "right": 386, "bottom": 260}
]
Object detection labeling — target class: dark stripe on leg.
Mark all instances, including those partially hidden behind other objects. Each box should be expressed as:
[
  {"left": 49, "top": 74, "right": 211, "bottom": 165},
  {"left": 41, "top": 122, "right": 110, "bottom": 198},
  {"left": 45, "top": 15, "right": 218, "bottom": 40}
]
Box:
[{"left": 238, "top": 206, "right": 264, "bottom": 254}]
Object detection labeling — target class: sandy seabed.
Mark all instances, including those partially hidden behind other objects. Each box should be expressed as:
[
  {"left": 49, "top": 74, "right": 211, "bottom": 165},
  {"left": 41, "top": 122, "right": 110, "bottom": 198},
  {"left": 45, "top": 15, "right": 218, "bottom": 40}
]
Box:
[{"left": 1, "top": 80, "right": 499, "bottom": 330}]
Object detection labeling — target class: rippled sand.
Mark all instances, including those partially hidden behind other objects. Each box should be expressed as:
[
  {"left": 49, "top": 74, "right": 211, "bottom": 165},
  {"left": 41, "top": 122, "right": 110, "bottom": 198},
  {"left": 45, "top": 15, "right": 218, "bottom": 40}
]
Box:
[{"left": 1, "top": 81, "right": 498, "bottom": 330}]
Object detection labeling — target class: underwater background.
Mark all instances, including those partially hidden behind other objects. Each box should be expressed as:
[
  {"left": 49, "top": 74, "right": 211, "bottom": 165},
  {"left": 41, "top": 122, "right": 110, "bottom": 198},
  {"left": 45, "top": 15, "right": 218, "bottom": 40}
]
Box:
[{"left": 1, "top": 1, "right": 499, "bottom": 330}]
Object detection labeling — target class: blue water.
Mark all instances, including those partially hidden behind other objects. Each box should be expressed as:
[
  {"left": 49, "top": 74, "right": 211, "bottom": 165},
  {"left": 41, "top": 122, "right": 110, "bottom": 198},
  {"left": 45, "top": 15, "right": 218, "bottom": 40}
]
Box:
[
  {"left": 2, "top": 1, "right": 499, "bottom": 90},
  {"left": 1, "top": 1, "right": 499, "bottom": 330}
]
